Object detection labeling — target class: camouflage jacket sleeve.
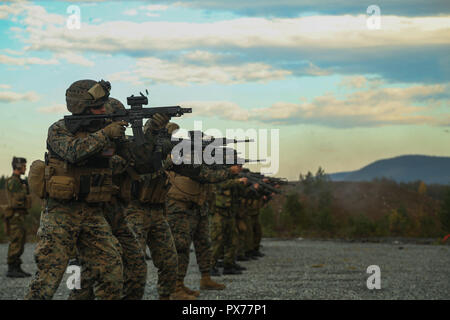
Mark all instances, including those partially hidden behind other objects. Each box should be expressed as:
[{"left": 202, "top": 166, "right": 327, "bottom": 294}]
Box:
[
  {"left": 47, "top": 120, "right": 109, "bottom": 164},
  {"left": 198, "top": 166, "right": 233, "bottom": 184},
  {"left": 216, "top": 177, "right": 242, "bottom": 191}
]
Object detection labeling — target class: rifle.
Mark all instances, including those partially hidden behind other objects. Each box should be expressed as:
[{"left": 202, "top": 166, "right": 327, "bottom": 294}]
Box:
[
  {"left": 239, "top": 172, "right": 281, "bottom": 194},
  {"left": 64, "top": 93, "right": 192, "bottom": 145},
  {"left": 187, "top": 131, "right": 254, "bottom": 144}
]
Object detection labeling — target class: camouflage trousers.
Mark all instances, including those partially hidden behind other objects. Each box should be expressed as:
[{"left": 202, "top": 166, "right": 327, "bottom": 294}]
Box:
[
  {"left": 68, "top": 200, "right": 147, "bottom": 300},
  {"left": 236, "top": 213, "right": 252, "bottom": 257},
  {"left": 26, "top": 199, "right": 123, "bottom": 300},
  {"left": 6, "top": 210, "right": 26, "bottom": 265},
  {"left": 210, "top": 208, "right": 238, "bottom": 267},
  {"left": 248, "top": 212, "right": 262, "bottom": 251},
  {"left": 166, "top": 199, "right": 212, "bottom": 281},
  {"left": 125, "top": 200, "right": 177, "bottom": 298}
]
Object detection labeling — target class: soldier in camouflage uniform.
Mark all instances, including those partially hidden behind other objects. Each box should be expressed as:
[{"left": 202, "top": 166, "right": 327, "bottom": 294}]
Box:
[
  {"left": 242, "top": 184, "right": 265, "bottom": 259},
  {"left": 4, "top": 157, "right": 32, "bottom": 278},
  {"left": 166, "top": 131, "right": 239, "bottom": 296},
  {"left": 68, "top": 98, "right": 148, "bottom": 300},
  {"left": 236, "top": 189, "right": 253, "bottom": 262},
  {"left": 123, "top": 116, "right": 181, "bottom": 300},
  {"left": 249, "top": 195, "right": 266, "bottom": 257},
  {"left": 26, "top": 80, "right": 127, "bottom": 300},
  {"left": 210, "top": 172, "right": 248, "bottom": 275}
]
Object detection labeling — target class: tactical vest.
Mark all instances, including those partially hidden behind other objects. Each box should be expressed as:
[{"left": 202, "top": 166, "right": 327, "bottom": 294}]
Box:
[
  {"left": 215, "top": 181, "right": 235, "bottom": 209},
  {"left": 246, "top": 199, "right": 260, "bottom": 216},
  {"left": 45, "top": 131, "right": 115, "bottom": 203},
  {"left": 130, "top": 171, "right": 169, "bottom": 204},
  {"left": 4, "top": 175, "right": 31, "bottom": 214},
  {"left": 167, "top": 171, "right": 205, "bottom": 205}
]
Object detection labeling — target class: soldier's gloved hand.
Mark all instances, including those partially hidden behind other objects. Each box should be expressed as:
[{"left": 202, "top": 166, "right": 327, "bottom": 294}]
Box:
[
  {"left": 148, "top": 113, "right": 170, "bottom": 131},
  {"left": 103, "top": 121, "right": 128, "bottom": 139},
  {"left": 239, "top": 177, "right": 248, "bottom": 184},
  {"left": 162, "top": 153, "right": 173, "bottom": 170}
]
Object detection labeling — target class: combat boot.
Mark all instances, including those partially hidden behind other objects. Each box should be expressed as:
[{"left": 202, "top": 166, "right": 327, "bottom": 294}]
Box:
[
  {"left": 6, "top": 263, "right": 31, "bottom": 278},
  {"left": 222, "top": 265, "right": 242, "bottom": 275},
  {"left": 252, "top": 250, "right": 265, "bottom": 257},
  {"left": 200, "top": 274, "right": 226, "bottom": 290},
  {"left": 233, "top": 263, "right": 247, "bottom": 271},
  {"left": 237, "top": 255, "right": 250, "bottom": 261},
  {"left": 245, "top": 251, "right": 258, "bottom": 260},
  {"left": 182, "top": 284, "right": 200, "bottom": 297},
  {"left": 210, "top": 265, "right": 221, "bottom": 277},
  {"left": 170, "top": 281, "right": 197, "bottom": 300},
  {"left": 216, "top": 259, "right": 224, "bottom": 268}
]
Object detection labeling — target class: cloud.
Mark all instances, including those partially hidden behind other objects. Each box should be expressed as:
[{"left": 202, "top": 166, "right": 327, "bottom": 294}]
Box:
[
  {"left": 180, "top": 81, "right": 450, "bottom": 127},
  {"left": 179, "top": 101, "right": 250, "bottom": 121},
  {"left": 0, "top": 91, "right": 39, "bottom": 103},
  {"left": 160, "top": 0, "right": 450, "bottom": 17},
  {"left": 109, "top": 57, "right": 291, "bottom": 86},
  {"left": 54, "top": 52, "right": 95, "bottom": 67},
  {"left": 37, "top": 104, "right": 66, "bottom": 114},
  {"left": 20, "top": 15, "right": 450, "bottom": 52},
  {"left": 0, "top": 3, "right": 25, "bottom": 19},
  {"left": 0, "top": 54, "right": 59, "bottom": 66},
  {"left": 0, "top": 84, "right": 12, "bottom": 89},
  {"left": 2, "top": 49, "right": 24, "bottom": 56},
  {"left": 3, "top": 3, "right": 450, "bottom": 83},
  {"left": 123, "top": 9, "right": 138, "bottom": 16},
  {"left": 124, "top": 4, "right": 168, "bottom": 17},
  {"left": 339, "top": 76, "right": 383, "bottom": 89}
]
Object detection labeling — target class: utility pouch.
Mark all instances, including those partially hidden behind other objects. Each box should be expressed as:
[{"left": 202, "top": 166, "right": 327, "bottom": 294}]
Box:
[
  {"left": 85, "top": 173, "right": 113, "bottom": 203},
  {"left": 47, "top": 176, "right": 76, "bottom": 200},
  {"left": 138, "top": 175, "right": 168, "bottom": 203},
  {"left": 29, "top": 160, "right": 46, "bottom": 199}
]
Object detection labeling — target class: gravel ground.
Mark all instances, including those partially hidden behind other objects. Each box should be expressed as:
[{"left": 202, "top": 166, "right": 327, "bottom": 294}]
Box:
[{"left": 1, "top": 238, "right": 449, "bottom": 300}]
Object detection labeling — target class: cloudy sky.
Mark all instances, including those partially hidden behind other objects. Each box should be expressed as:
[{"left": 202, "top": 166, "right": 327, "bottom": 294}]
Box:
[{"left": 0, "top": 0, "right": 449, "bottom": 179}]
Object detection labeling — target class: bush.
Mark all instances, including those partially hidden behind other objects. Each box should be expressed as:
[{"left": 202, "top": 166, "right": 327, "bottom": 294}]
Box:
[
  {"left": 417, "top": 212, "right": 439, "bottom": 237},
  {"left": 313, "top": 208, "right": 335, "bottom": 235},
  {"left": 439, "top": 188, "right": 450, "bottom": 234},
  {"left": 349, "top": 213, "right": 376, "bottom": 237},
  {"left": 388, "top": 206, "right": 414, "bottom": 236},
  {"left": 260, "top": 206, "right": 276, "bottom": 237}
]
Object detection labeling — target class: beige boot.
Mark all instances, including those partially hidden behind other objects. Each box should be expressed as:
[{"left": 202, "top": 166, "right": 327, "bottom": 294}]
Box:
[
  {"left": 182, "top": 284, "right": 200, "bottom": 297},
  {"left": 200, "top": 273, "right": 226, "bottom": 290},
  {"left": 170, "top": 281, "right": 197, "bottom": 300}
]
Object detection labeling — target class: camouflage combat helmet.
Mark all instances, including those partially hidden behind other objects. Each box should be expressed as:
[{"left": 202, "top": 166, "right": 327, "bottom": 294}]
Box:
[
  {"left": 166, "top": 122, "right": 180, "bottom": 135},
  {"left": 105, "top": 97, "right": 125, "bottom": 114},
  {"left": 12, "top": 156, "right": 26, "bottom": 170},
  {"left": 66, "top": 79, "right": 111, "bottom": 114}
]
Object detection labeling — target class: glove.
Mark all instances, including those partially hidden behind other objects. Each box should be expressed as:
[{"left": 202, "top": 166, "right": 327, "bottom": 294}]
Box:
[
  {"left": 103, "top": 121, "right": 127, "bottom": 139},
  {"left": 148, "top": 113, "right": 170, "bottom": 131}
]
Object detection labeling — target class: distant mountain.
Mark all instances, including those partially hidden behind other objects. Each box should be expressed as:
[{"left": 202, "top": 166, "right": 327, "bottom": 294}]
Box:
[{"left": 329, "top": 155, "right": 450, "bottom": 185}]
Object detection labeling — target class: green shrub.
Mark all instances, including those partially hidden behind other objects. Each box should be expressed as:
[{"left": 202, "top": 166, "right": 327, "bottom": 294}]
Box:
[
  {"left": 260, "top": 206, "right": 276, "bottom": 237},
  {"left": 439, "top": 188, "right": 450, "bottom": 234},
  {"left": 349, "top": 213, "right": 376, "bottom": 237}
]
